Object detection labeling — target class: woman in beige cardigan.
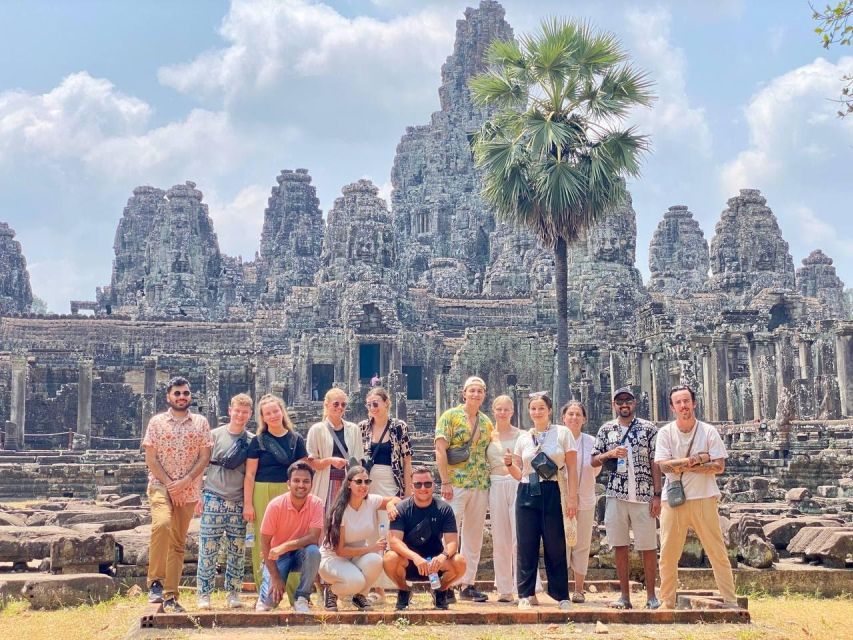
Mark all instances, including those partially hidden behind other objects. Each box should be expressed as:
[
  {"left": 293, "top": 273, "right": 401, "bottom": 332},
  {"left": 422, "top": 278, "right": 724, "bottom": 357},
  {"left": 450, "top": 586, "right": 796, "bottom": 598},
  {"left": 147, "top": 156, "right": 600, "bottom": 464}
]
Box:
[{"left": 307, "top": 387, "right": 365, "bottom": 511}]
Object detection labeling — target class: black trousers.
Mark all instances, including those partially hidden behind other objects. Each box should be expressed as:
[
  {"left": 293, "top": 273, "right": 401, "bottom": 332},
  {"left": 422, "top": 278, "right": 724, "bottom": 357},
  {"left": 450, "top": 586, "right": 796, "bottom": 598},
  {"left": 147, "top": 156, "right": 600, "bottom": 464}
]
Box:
[{"left": 515, "top": 480, "right": 568, "bottom": 601}]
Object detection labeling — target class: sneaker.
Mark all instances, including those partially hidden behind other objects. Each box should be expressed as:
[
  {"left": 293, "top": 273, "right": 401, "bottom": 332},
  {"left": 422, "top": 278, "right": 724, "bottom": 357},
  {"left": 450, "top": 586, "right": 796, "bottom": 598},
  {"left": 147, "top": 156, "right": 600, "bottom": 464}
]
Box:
[
  {"left": 352, "top": 593, "right": 372, "bottom": 610},
  {"left": 323, "top": 586, "right": 338, "bottom": 611},
  {"left": 518, "top": 597, "right": 532, "bottom": 610},
  {"left": 433, "top": 589, "right": 450, "bottom": 610},
  {"left": 458, "top": 585, "right": 488, "bottom": 602},
  {"left": 147, "top": 580, "right": 164, "bottom": 604},
  {"left": 293, "top": 596, "right": 311, "bottom": 614},
  {"left": 226, "top": 592, "right": 243, "bottom": 609},
  {"left": 197, "top": 594, "right": 211, "bottom": 610},
  {"left": 610, "top": 596, "right": 632, "bottom": 610},
  {"left": 558, "top": 599, "right": 571, "bottom": 610},
  {"left": 571, "top": 591, "right": 585, "bottom": 603},
  {"left": 497, "top": 593, "right": 514, "bottom": 603},
  {"left": 646, "top": 596, "right": 661, "bottom": 610},
  {"left": 367, "top": 591, "right": 386, "bottom": 605},
  {"left": 255, "top": 599, "right": 272, "bottom": 612},
  {"left": 395, "top": 590, "right": 412, "bottom": 611},
  {"left": 162, "top": 598, "right": 186, "bottom": 613}
]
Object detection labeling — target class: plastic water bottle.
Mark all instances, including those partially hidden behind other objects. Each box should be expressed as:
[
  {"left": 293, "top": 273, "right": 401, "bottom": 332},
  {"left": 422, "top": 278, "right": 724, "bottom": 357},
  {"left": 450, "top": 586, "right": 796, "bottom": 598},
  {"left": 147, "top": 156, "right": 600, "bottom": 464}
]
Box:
[
  {"left": 245, "top": 522, "right": 255, "bottom": 548},
  {"left": 616, "top": 456, "right": 627, "bottom": 474},
  {"left": 426, "top": 557, "right": 441, "bottom": 590}
]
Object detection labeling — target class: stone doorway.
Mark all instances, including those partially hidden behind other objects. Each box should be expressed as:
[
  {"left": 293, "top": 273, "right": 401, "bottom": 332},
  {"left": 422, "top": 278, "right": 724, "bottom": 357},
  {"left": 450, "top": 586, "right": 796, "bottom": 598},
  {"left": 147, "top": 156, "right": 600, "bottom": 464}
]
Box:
[
  {"left": 359, "top": 343, "right": 381, "bottom": 382},
  {"left": 311, "top": 364, "right": 334, "bottom": 400},
  {"left": 402, "top": 365, "right": 423, "bottom": 400}
]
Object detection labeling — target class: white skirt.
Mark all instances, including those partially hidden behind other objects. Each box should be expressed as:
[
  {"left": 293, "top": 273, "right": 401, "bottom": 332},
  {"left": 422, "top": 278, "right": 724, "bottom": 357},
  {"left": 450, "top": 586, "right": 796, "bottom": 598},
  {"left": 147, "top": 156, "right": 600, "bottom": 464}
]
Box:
[{"left": 369, "top": 464, "right": 397, "bottom": 589}]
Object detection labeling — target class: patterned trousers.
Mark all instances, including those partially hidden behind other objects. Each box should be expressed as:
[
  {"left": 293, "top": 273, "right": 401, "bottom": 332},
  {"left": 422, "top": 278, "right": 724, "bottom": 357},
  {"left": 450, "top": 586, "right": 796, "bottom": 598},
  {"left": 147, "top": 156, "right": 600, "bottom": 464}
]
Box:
[{"left": 196, "top": 491, "right": 246, "bottom": 596}]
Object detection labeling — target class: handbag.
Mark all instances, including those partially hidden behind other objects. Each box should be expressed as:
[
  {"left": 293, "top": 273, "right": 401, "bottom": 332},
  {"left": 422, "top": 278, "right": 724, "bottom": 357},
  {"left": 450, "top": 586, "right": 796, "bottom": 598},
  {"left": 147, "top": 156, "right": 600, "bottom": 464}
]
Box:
[
  {"left": 258, "top": 431, "right": 298, "bottom": 467},
  {"left": 446, "top": 417, "right": 479, "bottom": 465},
  {"left": 211, "top": 432, "right": 250, "bottom": 470},
  {"left": 666, "top": 425, "right": 698, "bottom": 508},
  {"left": 531, "top": 450, "right": 558, "bottom": 479}
]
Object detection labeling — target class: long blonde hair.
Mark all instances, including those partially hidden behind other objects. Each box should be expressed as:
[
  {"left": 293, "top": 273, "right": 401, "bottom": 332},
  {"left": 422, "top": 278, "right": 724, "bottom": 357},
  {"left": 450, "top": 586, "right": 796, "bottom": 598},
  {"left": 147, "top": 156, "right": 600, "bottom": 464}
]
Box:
[
  {"left": 322, "top": 387, "right": 348, "bottom": 420},
  {"left": 256, "top": 394, "right": 294, "bottom": 435}
]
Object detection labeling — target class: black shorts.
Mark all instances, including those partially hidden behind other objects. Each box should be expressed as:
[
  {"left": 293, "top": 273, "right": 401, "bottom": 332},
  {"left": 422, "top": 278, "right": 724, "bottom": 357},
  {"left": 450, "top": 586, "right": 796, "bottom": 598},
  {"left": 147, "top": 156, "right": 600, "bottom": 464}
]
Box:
[{"left": 404, "top": 560, "right": 444, "bottom": 583}]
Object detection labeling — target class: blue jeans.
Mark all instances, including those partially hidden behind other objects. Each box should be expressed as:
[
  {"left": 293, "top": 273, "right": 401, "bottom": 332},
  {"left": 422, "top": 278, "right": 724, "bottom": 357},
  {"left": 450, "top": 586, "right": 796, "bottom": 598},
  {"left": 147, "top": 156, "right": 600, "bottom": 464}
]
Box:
[{"left": 258, "top": 544, "right": 321, "bottom": 606}]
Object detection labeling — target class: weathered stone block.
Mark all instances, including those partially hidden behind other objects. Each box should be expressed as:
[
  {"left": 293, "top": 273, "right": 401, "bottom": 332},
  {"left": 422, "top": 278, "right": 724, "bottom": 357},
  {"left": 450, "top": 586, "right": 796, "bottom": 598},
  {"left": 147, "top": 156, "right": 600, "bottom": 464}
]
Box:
[
  {"left": 19, "top": 573, "right": 116, "bottom": 609},
  {"left": 741, "top": 534, "right": 777, "bottom": 568}
]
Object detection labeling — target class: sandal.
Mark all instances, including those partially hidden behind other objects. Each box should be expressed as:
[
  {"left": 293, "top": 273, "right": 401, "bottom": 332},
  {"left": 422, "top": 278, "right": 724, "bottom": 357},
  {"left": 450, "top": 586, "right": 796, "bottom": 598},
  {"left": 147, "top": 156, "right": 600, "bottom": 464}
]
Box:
[
  {"left": 610, "top": 596, "right": 633, "bottom": 610},
  {"left": 646, "top": 596, "right": 661, "bottom": 610},
  {"left": 571, "top": 591, "right": 585, "bottom": 604}
]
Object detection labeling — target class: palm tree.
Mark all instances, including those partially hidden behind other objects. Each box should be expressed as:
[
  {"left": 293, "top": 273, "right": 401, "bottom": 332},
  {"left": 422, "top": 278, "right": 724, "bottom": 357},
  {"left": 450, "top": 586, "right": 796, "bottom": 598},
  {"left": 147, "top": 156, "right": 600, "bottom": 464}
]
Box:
[{"left": 469, "top": 18, "right": 654, "bottom": 405}]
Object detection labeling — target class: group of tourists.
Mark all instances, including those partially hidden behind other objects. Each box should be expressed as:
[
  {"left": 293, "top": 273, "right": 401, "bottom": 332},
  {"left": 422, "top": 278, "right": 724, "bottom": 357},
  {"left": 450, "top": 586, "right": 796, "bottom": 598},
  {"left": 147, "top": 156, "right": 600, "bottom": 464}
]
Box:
[{"left": 142, "top": 374, "right": 738, "bottom": 614}]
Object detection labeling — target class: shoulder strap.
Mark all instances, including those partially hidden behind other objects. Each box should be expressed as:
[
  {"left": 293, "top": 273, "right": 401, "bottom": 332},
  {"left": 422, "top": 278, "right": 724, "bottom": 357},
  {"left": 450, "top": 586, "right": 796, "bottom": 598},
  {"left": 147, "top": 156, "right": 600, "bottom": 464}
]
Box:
[
  {"left": 677, "top": 424, "right": 700, "bottom": 481},
  {"left": 327, "top": 421, "right": 349, "bottom": 457},
  {"left": 618, "top": 419, "right": 637, "bottom": 446}
]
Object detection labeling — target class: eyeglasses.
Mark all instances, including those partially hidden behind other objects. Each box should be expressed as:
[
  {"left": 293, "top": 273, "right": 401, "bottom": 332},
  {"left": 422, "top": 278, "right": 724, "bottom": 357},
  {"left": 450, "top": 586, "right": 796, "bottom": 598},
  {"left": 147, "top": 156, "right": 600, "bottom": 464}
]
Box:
[
  {"left": 614, "top": 398, "right": 634, "bottom": 406},
  {"left": 331, "top": 401, "right": 347, "bottom": 408},
  {"left": 365, "top": 401, "right": 382, "bottom": 409},
  {"left": 172, "top": 390, "right": 191, "bottom": 397},
  {"left": 412, "top": 481, "right": 434, "bottom": 489},
  {"left": 352, "top": 478, "right": 372, "bottom": 485},
  {"left": 528, "top": 391, "right": 547, "bottom": 398}
]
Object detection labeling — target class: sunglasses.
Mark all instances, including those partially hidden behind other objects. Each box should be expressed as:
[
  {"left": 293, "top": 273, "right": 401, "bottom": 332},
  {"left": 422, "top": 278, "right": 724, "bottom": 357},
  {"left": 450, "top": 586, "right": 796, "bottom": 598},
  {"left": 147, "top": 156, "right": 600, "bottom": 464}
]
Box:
[
  {"left": 528, "top": 391, "right": 547, "bottom": 398},
  {"left": 412, "top": 481, "right": 434, "bottom": 489},
  {"left": 352, "top": 478, "right": 372, "bottom": 485},
  {"left": 614, "top": 398, "right": 634, "bottom": 406},
  {"left": 172, "top": 390, "right": 191, "bottom": 397},
  {"left": 365, "top": 401, "right": 382, "bottom": 409},
  {"left": 331, "top": 401, "right": 347, "bottom": 408}
]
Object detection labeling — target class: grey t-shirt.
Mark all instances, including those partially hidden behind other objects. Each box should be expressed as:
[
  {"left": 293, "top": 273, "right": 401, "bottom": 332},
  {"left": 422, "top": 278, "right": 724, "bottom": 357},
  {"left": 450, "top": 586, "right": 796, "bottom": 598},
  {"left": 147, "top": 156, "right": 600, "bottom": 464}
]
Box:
[{"left": 204, "top": 425, "right": 253, "bottom": 502}]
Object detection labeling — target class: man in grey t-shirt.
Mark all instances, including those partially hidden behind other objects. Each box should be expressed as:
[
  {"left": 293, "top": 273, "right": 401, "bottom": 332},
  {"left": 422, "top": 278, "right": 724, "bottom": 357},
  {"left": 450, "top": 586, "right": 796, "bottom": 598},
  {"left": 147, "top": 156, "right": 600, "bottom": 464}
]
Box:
[{"left": 196, "top": 393, "right": 254, "bottom": 609}]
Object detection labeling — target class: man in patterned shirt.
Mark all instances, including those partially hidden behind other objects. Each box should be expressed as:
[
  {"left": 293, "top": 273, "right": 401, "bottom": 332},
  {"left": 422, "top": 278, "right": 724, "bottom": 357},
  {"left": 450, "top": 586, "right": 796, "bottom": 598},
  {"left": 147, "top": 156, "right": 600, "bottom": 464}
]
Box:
[
  {"left": 591, "top": 386, "right": 662, "bottom": 610},
  {"left": 143, "top": 376, "right": 213, "bottom": 612},
  {"left": 434, "top": 376, "right": 493, "bottom": 603}
]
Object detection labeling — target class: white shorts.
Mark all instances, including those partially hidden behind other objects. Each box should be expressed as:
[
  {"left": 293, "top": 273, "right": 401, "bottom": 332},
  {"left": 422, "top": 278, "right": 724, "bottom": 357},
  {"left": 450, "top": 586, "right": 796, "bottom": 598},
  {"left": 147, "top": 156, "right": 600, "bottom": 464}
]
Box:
[{"left": 604, "top": 498, "right": 657, "bottom": 551}]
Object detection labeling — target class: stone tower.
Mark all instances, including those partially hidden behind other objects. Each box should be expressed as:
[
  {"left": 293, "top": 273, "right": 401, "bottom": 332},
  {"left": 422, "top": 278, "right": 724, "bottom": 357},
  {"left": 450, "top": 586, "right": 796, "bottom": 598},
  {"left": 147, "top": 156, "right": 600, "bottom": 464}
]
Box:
[
  {"left": 258, "top": 169, "right": 324, "bottom": 302},
  {"left": 144, "top": 181, "right": 223, "bottom": 319},
  {"left": 796, "top": 249, "right": 846, "bottom": 317},
  {"left": 708, "top": 189, "right": 795, "bottom": 300},
  {"left": 483, "top": 223, "right": 553, "bottom": 296},
  {"left": 102, "top": 186, "right": 165, "bottom": 314},
  {"left": 648, "top": 205, "right": 710, "bottom": 295},
  {"left": 0, "top": 222, "right": 33, "bottom": 315},
  {"left": 392, "top": 0, "right": 513, "bottom": 294}
]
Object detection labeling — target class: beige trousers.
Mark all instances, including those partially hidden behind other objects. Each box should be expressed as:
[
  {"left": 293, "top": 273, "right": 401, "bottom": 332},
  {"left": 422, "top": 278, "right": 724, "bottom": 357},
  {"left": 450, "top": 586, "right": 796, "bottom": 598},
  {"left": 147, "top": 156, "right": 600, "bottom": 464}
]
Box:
[
  {"left": 147, "top": 486, "right": 196, "bottom": 600},
  {"left": 659, "top": 496, "right": 737, "bottom": 608}
]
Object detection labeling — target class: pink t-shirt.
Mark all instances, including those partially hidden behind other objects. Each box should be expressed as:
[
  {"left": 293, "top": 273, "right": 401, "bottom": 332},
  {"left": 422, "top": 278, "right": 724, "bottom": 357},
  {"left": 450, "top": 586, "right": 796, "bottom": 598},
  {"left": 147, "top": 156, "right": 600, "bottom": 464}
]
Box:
[
  {"left": 261, "top": 492, "right": 324, "bottom": 549},
  {"left": 142, "top": 409, "right": 213, "bottom": 503}
]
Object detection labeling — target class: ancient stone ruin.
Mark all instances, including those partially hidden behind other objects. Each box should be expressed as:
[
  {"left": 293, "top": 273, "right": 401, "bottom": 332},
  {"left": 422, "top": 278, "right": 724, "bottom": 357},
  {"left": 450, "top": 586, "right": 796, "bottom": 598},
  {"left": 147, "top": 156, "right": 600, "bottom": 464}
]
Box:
[{"left": 0, "top": 1, "right": 850, "bottom": 594}]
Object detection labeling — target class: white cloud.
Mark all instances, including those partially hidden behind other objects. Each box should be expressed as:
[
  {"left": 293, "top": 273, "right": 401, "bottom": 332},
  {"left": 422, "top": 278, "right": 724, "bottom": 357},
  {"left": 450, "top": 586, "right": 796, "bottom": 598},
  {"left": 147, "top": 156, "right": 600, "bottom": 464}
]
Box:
[
  {"left": 624, "top": 6, "right": 712, "bottom": 157},
  {"left": 158, "top": 0, "right": 455, "bottom": 110},
  {"left": 206, "top": 183, "right": 271, "bottom": 260},
  {"left": 790, "top": 205, "right": 853, "bottom": 261},
  {"left": 720, "top": 56, "right": 853, "bottom": 195}
]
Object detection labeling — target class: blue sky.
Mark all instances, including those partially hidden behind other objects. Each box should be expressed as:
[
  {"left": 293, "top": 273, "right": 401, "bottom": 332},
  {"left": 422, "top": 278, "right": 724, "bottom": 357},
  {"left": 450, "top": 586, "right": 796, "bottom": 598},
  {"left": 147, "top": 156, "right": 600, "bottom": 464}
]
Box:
[{"left": 0, "top": 0, "right": 850, "bottom": 312}]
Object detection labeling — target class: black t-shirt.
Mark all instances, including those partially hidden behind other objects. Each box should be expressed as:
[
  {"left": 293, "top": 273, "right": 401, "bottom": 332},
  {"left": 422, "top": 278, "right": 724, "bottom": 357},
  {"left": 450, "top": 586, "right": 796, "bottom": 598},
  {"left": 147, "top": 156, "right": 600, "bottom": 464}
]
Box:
[
  {"left": 247, "top": 430, "right": 308, "bottom": 483},
  {"left": 371, "top": 440, "right": 392, "bottom": 466},
  {"left": 329, "top": 425, "right": 348, "bottom": 459},
  {"left": 390, "top": 496, "right": 457, "bottom": 558}
]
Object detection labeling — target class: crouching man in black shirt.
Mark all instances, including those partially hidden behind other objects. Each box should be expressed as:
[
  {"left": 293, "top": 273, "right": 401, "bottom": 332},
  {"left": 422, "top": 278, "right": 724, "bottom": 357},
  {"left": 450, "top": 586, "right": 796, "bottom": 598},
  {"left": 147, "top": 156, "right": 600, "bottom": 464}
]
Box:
[{"left": 383, "top": 465, "right": 466, "bottom": 610}]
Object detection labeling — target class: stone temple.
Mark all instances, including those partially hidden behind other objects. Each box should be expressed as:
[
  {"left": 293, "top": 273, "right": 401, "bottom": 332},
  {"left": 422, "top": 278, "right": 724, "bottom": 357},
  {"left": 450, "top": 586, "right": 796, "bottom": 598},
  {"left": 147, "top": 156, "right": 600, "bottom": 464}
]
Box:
[{"left": 0, "top": 1, "right": 851, "bottom": 496}]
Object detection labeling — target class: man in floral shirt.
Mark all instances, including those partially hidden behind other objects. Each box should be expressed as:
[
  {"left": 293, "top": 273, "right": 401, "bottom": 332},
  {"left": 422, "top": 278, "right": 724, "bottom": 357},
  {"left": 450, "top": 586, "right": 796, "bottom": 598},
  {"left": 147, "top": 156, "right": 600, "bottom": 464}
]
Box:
[
  {"left": 591, "top": 386, "right": 662, "bottom": 610},
  {"left": 143, "top": 376, "right": 213, "bottom": 612}
]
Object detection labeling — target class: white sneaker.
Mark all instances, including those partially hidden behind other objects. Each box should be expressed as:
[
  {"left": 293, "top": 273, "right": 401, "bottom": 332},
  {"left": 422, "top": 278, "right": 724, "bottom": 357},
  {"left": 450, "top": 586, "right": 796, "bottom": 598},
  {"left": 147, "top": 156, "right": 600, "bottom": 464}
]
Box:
[
  {"left": 197, "top": 594, "right": 211, "bottom": 610},
  {"left": 293, "top": 596, "right": 310, "bottom": 614},
  {"left": 518, "top": 597, "right": 532, "bottom": 610},
  {"left": 227, "top": 592, "right": 243, "bottom": 609},
  {"left": 255, "top": 599, "right": 271, "bottom": 612},
  {"left": 559, "top": 599, "right": 571, "bottom": 610}
]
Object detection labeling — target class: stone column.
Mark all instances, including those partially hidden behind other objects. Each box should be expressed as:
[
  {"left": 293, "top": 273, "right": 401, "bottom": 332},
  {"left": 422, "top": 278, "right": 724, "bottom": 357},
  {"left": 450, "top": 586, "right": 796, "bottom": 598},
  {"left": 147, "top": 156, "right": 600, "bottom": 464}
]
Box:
[
  {"left": 835, "top": 330, "right": 853, "bottom": 417},
  {"left": 76, "top": 358, "right": 93, "bottom": 449},
  {"left": 650, "top": 353, "right": 670, "bottom": 422},
  {"left": 701, "top": 345, "right": 713, "bottom": 419},
  {"left": 798, "top": 338, "right": 814, "bottom": 380},
  {"left": 516, "top": 383, "right": 531, "bottom": 429},
  {"left": 748, "top": 335, "right": 778, "bottom": 422},
  {"left": 205, "top": 359, "right": 220, "bottom": 428},
  {"left": 434, "top": 372, "right": 446, "bottom": 421},
  {"left": 10, "top": 356, "right": 27, "bottom": 450},
  {"left": 639, "top": 350, "right": 653, "bottom": 400},
  {"left": 141, "top": 356, "right": 157, "bottom": 436},
  {"left": 708, "top": 337, "right": 731, "bottom": 421},
  {"left": 775, "top": 330, "right": 797, "bottom": 413},
  {"left": 608, "top": 350, "right": 624, "bottom": 395}
]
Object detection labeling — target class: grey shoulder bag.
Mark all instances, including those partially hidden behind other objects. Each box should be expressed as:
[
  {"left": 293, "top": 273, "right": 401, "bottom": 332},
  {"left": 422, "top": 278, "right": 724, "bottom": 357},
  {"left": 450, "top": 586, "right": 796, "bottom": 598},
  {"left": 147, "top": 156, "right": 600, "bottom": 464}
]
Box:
[
  {"left": 446, "top": 417, "right": 479, "bottom": 466},
  {"left": 666, "top": 426, "right": 698, "bottom": 508}
]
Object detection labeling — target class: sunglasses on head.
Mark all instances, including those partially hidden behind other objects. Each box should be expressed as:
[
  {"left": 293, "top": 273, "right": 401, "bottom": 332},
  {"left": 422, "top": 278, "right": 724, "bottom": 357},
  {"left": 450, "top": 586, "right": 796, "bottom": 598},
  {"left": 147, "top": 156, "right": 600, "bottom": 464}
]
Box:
[
  {"left": 352, "top": 478, "right": 372, "bottom": 485},
  {"left": 528, "top": 391, "right": 547, "bottom": 398},
  {"left": 365, "top": 401, "right": 382, "bottom": 409},
  {"left": 172, "top": 390, "right": 191, "bottom": 397},
  {"left": 412, "top": 481, "right": 434, "bottom": 489},
  {"left": 331, "top": 401, "right": 347, "bottom": 408}
]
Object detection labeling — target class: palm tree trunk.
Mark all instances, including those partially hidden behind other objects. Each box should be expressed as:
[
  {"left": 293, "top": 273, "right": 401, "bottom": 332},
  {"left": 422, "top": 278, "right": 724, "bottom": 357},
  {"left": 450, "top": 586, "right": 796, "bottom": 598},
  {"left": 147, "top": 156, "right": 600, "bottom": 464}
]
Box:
[{"left": 554, "top": 237, "right": 570, "bottom": 406}]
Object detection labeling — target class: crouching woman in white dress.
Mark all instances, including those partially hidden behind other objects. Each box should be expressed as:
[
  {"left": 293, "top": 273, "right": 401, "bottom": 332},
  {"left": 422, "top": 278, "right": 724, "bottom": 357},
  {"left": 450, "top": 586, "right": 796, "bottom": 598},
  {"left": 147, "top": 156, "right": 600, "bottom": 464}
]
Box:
[{"left": 318, "top": 465, "right": 401, "bottom": 611}]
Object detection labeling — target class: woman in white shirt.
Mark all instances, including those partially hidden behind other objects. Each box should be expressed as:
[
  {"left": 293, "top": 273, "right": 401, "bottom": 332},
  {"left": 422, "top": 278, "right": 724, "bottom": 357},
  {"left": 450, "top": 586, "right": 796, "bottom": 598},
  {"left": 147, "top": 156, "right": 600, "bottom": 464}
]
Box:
[
  {"left": 561, "top": 400, "right": 601, "bottom": 603},
  {"left": 504, "top": 392, "right": 578, "bottom": 610},
  {"left": 319, "top": 465, "right": 400, "bottom": 611}
]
